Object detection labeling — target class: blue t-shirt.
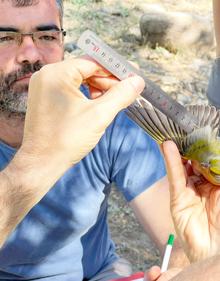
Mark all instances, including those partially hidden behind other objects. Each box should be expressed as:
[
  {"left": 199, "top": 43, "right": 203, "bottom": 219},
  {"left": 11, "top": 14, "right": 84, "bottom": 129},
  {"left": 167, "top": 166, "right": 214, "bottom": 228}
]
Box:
[{"left": 0, "top": 111, "right": 166, "bottom": 280}]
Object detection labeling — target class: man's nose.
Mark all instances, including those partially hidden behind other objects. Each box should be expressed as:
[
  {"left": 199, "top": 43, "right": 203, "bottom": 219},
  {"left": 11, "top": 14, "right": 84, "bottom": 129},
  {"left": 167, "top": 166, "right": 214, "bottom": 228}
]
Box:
[{"left": 16, "top": 36, "right": 42, "bottom": 64}]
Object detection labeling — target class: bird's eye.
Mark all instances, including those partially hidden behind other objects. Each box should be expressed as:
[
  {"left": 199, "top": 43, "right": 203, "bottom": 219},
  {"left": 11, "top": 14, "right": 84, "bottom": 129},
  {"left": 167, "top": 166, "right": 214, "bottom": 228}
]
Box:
[{"left": 201, "top": 162, "right": 210, "bottom": 168}]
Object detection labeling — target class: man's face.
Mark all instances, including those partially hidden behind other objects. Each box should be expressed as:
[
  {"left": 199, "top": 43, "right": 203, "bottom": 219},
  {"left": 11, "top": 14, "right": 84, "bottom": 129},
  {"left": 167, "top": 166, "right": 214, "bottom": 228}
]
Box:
[{"left": 0, "top": 0, "right": 64, "bottom": 114}]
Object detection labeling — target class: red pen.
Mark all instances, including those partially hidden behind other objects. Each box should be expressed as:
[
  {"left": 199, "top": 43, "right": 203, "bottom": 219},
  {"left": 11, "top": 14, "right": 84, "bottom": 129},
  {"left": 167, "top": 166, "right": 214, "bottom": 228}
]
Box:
[{"left": 110, "top": 272, "right": 144, "bottom": 281}]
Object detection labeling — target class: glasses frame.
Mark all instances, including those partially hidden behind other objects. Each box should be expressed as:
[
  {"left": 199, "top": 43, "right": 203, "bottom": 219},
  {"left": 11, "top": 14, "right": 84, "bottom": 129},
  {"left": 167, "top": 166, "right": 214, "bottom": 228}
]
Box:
[{"left": 0, "top": 29, "right": 67, "bottom": 48}]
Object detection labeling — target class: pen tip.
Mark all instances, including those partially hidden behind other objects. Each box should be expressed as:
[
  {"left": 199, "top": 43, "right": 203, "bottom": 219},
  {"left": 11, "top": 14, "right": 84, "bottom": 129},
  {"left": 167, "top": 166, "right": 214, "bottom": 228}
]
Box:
[{"left": 168, "top": 234, "right": 175, "bottom": 245}]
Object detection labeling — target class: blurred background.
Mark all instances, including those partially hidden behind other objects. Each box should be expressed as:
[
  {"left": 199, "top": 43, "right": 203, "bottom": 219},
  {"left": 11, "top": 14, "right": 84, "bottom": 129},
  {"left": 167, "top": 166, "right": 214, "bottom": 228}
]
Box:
[{"left": 64, "top": 0, "right": 213, "bottom": 271}]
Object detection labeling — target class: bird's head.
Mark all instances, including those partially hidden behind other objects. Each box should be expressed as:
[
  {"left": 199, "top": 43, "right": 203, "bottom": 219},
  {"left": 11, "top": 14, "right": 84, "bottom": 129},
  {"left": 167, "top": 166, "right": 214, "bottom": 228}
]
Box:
[
  {"left": 208, "top": 158, "right": 220, "bottom": 184},
  {"left": 192, "top": 157, "right": 220, "bottom": 185}
]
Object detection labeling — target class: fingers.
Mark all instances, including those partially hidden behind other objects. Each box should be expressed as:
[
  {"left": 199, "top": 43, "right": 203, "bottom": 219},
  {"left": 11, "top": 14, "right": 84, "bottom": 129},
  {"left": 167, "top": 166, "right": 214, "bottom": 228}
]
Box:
[
  {"left": 68, "top": 55, "right": 109, "bottom": 80},
  {"left": 88, "top": 85, "right": 103, "bottom": 99},
  {"left": 145, "top": 266, "right": 161, "bottom": 280},
  {"left": 95, "top": 75, "right": 145, "bottom": 114},
  {"left": 184, "top": 160, "right": 194, "bottom": 176},
  {"left": 41, "top": 56, "right": 112, "bottom": 88},
  {"left": 38, "top": 56, "right": 143, "bottom": 103},
  {"left": 86, "top": 75, "right": 119, "bottom": 94},
  {"left": 162, "top": 141, "right": 187, "bottom": 198},
  {"left": 34, "top": 57, "right": 145, "bottom": 122},
  {"left": 145, "top": 266, "right": 182, "bottom": 281},
  {"left": 86, "top": 60, "right": 140, "bottom": 94},
  {"left": 38, "top": 56, "right": 142, "bottom": 93},
  {"left": 62, "top": 56, "right": 141, "bottom": 91},
  {"left": 191, "top": 161, "right": 202, "bottom": 176}
]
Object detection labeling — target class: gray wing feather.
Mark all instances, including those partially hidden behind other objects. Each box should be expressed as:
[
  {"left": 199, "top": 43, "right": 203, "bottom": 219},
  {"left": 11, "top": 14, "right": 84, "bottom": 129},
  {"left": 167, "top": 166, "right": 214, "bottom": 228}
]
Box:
[
  {"left": 188, "top": 105, "right": 220, "bottom": 132},
  {"left": 127, "top": 98, "right": 220, "bottom": 155}
]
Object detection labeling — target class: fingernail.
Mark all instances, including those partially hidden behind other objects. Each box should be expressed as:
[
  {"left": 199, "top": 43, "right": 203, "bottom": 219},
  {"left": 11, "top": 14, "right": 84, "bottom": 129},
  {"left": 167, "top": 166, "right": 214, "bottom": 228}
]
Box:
[{"left": 129, "top": 76, "right": 145, "bottom": 93}]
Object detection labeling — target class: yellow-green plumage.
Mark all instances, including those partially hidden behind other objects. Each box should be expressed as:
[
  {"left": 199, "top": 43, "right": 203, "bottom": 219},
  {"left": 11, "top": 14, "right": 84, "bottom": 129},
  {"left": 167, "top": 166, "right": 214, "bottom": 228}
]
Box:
[{"left": 126, "top": 99, "right": 220, "bottom": 185}]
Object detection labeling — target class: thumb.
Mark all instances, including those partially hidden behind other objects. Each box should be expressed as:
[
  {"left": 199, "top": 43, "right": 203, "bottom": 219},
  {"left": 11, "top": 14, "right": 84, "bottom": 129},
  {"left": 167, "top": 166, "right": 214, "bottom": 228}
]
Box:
[
  {"left": 145, "top": 266, "right": 161, "bottom": 280},
  {"left": 96, "top": 75, "right": 145, "bottom": 114},
  {"left": 145, "top": 266, "right": 182, "bottom": 281},
  {"left": 162, "top": 141, "right": 187, "bottom": 198}
]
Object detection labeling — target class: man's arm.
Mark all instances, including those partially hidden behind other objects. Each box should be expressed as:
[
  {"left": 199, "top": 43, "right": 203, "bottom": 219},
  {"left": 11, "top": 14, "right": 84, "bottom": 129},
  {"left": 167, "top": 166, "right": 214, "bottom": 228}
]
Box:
[
  {"left": 0, "top": 160, "right": 26, "bottom": 248},
  {"left": 170, "top": 255, "right": 220, "bottom": 281},
  {"left": 129, "top": 176, "right": 189, "bottom": 269},
  {"left": 0, "top": 149, "right": 68, "bottom": 248}
]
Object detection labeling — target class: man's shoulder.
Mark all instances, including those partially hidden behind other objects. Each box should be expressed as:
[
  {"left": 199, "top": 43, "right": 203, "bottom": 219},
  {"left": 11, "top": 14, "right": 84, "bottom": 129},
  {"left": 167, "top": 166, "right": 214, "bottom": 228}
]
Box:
[{"left": 95, "top": 109, "right": 159, "bottom": 162}]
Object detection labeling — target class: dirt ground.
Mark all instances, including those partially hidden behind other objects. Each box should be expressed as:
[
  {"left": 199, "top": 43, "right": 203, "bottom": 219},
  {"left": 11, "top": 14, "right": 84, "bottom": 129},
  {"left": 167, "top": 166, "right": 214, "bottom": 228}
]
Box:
[{"left": 64, "top": 0, "right": 213, "bottom": 272}]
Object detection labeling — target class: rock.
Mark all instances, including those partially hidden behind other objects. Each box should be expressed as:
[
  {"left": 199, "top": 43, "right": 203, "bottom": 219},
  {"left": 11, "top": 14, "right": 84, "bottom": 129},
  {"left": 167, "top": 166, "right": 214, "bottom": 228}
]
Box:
[
  {"left": 139, "top": 11, "right": 214, "bottom": 53},
  {"left": 141, "top": 13, "right": 171, "bottom": 35}
]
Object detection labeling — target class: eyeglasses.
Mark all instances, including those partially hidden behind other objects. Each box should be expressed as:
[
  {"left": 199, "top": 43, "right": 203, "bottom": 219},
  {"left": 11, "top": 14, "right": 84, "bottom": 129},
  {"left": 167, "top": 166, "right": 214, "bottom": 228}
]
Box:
[{"left": 0, "top": 29, "right": 66, "bottom": 49}]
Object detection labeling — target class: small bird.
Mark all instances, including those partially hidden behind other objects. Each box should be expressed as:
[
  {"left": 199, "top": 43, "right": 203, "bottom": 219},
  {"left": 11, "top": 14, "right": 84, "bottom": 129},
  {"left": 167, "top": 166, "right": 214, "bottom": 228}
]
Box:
[{"left": 126, "top": 97, "right": 220, "bottom": 185}]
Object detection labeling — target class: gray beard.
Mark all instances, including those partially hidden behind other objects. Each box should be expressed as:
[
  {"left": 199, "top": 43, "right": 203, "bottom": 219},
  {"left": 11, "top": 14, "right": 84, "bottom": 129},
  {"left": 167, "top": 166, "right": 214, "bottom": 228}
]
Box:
[
  {"left": 0, "top": 62, "right": 43, "bottom": 116},
  {"left": 1, "top": 84, "right": 29, "bottom": 114},
  {"left": 5, "top": 91, "right": 28, "bottom": 114}
]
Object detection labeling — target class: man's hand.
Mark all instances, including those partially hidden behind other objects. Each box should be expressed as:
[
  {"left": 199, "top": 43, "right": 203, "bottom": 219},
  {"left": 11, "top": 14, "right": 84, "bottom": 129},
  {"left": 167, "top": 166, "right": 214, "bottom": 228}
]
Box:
[
  {"left": 0, "top": 56, "right": 144, "bottom": 248},
  {"left": 145, "top": 255, "right": 220, "bottom": 281},
  {"left": 22, "top": 56, "right": 144, "bottom": 166},
  {"left": 162, "top": 141, "right": 220, "bottom": 262},
  {"left": 145, "top": 266, "right": 182, "bottom": 281}
]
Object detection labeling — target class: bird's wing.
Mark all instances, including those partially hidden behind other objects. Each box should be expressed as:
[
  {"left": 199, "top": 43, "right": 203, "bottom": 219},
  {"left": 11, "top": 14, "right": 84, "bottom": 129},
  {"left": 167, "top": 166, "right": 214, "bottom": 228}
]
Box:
[
  {"left": 183, "top": 105, "right": 220, "bottom": 155},
  {"left": 187, "top": 104, "right": 220, "bottom": 137},
  {"left": 126, "top": 98, "right": 220, "bottom": 155}
]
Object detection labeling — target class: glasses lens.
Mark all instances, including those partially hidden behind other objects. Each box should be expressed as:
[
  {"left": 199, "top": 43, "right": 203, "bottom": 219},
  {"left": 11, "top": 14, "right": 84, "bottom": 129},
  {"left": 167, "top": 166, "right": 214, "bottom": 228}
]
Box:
[
  {"left": 0, "top": 32, "right": 18, "bottom": 47},
  {"left": 35, "top": 30, "right": 63, "bottom": 47}
]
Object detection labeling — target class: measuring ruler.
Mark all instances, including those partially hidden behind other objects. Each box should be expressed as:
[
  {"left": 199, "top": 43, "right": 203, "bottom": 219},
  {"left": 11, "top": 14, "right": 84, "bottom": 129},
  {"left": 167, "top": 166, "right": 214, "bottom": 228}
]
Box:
[{"left": 77, "top": 30, "right": 199, "bottom": 133}]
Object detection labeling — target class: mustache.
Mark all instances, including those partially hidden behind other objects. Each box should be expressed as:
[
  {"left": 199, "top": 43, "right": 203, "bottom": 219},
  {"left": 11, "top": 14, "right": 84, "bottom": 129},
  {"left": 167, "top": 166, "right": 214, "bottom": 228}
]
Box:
[{"left": 2, "top": 61, "right": 43, "bottom": 87}]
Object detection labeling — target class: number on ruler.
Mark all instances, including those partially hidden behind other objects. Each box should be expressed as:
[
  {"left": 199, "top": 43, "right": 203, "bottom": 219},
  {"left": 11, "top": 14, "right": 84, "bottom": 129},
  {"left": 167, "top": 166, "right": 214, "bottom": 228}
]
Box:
[{"left": 92, "top": 43, "right": 99, "bottom": 52}]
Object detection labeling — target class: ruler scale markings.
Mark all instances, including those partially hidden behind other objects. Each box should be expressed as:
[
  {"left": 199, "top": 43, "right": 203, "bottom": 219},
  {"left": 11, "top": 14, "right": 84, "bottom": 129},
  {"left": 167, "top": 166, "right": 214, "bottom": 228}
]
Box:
[{"left": 77, "top": 30, "right": 199, "bottom": 133}]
